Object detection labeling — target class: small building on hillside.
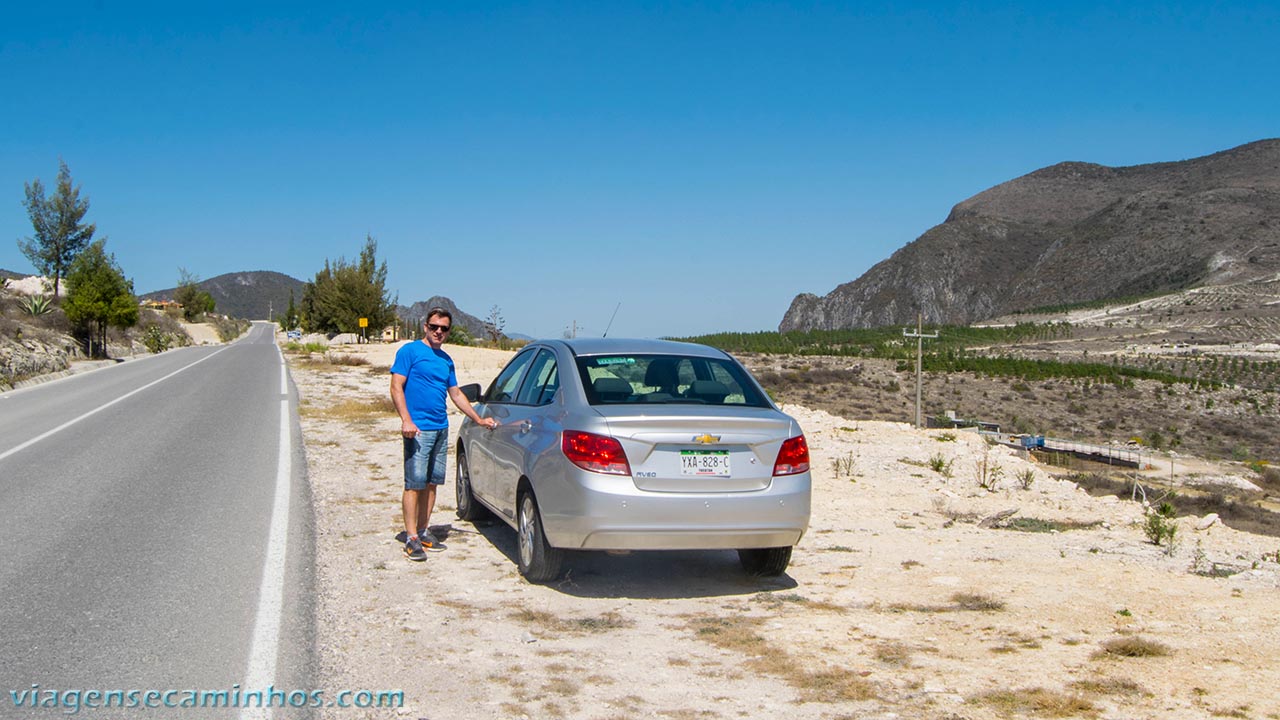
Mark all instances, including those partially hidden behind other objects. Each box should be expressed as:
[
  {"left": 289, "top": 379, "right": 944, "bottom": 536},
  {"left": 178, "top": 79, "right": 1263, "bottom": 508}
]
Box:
[{"left": 141, "top": 299, "right": 182, "bottom": 312}]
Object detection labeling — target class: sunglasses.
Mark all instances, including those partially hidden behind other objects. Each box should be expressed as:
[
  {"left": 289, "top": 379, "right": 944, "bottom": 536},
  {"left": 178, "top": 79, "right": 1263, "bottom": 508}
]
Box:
[{"left": 427, "top": 323, "right": 451, "bottom": 333}]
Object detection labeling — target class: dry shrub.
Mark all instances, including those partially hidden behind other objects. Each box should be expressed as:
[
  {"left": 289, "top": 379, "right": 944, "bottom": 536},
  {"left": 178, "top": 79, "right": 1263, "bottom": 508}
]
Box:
[
  {"left": 793, "top": 668, "right": 877, "bottom": 703},
  {"left": 873, "top": 641, "right": 913, "bottom": 666},
  {"left": 1094, "top": 636, "right": 1171, "bottom": 658},
  {"left": 951, "top": 592, "right": 1006, "bottom": 611},
  {"left": 1257, "top": 465, "right": 1280, "bottom": 492},
  {"left": 1002, "top": 517, "right": 1101, "bottom": 533},
  {"left": 510, "top": 608, "right": 634, "bottom": 635},
  {"left": 750, "top": 592, "right": 846, "bottom": 613},
  {"left": 886, "top": 592, "right": 1006, "bottom": 613},
  {"left": 328, "top": 353, "right": 370, "bottom": 366},
  {"left": 690, "top": 616, "right": 769, "bottom": 654},
  {"left": 305, "top": 397, "right": 395, "bottom": 421},
  {"left": 689, "top": 615, "right": 877, "bottom": 703},
  {"left": 1068, "top": 677, "right": 1148, "bottom": 697},
  {"left": 970, "top": 687, "right": 1096, "bottom": 717}
]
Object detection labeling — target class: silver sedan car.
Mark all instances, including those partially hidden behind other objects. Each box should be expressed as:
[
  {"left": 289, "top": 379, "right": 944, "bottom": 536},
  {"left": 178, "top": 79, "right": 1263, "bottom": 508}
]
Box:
[{"left": 456, "top": 338, "right": 811, "bottom": 582}]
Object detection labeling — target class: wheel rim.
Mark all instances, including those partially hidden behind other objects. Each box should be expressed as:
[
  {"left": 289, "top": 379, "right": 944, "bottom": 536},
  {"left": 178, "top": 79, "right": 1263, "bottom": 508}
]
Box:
[
  {"left": 518, "top": 495, "right": 535, "bottom": 568},
  {"left": 456, "top": 455, "right": 471, "bottom": 513}
]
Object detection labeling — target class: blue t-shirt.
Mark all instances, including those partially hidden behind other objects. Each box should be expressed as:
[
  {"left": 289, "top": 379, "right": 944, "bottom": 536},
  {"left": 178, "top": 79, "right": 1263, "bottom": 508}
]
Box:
[{"left": 390, "top": 341, "right": 458, "bottom": 430}]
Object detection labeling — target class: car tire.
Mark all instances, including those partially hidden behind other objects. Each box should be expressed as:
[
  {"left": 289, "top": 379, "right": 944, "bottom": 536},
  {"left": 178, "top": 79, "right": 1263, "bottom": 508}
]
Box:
[
  {"left": 517, "top": 490, "right": 564, "bottom": 583},
  {"left": 738, "top": 546, "right": 793, "bottom": 576},
  {"left": 455, "top": 451, "right": 491, "bottom": 522}
]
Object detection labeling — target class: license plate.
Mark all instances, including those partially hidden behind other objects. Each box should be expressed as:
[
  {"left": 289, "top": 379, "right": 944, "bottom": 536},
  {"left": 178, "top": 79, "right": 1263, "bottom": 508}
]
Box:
[{"left": 681, "top": 450, "right": 730, "bottom": 476}]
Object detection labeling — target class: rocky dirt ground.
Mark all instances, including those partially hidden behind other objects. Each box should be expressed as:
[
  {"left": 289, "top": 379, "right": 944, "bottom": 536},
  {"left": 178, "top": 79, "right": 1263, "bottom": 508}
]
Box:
[{"left": 289, "top": 339, "right": 1280, "bottom": 720}]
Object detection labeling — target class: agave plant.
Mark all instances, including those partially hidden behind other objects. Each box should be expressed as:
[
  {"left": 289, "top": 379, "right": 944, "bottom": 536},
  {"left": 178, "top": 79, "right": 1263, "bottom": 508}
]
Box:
[{"left": 19, "top": 293, "right": 54, "bottom": 316}]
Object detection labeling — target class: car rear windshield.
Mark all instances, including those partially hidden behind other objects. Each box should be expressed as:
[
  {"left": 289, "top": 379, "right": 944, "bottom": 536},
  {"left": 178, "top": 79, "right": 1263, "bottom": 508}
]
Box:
[{"left": 576, "top": 354, "right": 771, "bottom": 407}]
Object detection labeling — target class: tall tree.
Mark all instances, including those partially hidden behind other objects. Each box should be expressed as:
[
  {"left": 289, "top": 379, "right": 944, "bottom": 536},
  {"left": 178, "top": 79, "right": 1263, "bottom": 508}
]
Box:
[
  {"left": 279, "top": 289, "right": 299, "bottom": 331},
  {"left": 18, "top": 160, "right": 96, "bottom": 297},
  {"left": 485, "top": 305, "right": 506, "bottom": 343},
  {"left": 173, "top": 267, "right": 216, "bottom": 321},
  {"left": 63, "top": 240, "right": 139, "bottom": 358},
  {"left": 299, "top": 235, "right": 397, "bottom": 334}
]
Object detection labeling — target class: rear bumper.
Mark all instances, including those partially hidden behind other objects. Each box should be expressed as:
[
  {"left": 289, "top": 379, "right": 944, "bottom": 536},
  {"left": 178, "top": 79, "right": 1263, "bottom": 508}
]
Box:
[{"left": 539, "top": 472, "right": 811, "bottom": 550}]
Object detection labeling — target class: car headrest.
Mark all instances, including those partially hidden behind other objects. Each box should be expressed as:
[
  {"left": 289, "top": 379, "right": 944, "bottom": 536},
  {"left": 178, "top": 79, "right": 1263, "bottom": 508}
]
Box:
[{"left": 592, "top": 377, "right": 633, "bottom": 400}]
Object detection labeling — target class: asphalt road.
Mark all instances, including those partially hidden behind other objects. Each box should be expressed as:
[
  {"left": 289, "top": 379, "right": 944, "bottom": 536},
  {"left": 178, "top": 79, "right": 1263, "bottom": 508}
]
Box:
[{"left": 0, "top": 323, "right": 314, "bottom": 718}]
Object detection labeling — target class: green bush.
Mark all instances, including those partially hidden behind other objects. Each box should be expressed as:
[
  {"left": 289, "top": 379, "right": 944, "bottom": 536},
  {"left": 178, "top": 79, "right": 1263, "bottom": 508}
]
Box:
[
  {"left": 284, "top": 341, "right": 328, "bottom": 354},
  {"left": 210, "top": 316, "right": 249, "bottom": 342},
  {"left": 449, "top": 325, "right": 474, "bottom": 346},
  {"left": 928, "top": 453, "right": 954, "bottom": 477},
  {"left": 1143, "top": 502, "right": 1178, "bottom": 549}
]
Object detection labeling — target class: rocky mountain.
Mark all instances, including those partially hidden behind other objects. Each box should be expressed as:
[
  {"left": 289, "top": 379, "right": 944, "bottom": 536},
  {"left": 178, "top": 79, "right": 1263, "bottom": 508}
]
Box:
[
  {"left": 780, "top": 139, "right": 1280, "bottom": 331},
  {"left": 397, "top": 297, "right": 490, "bottom": 338},
  {"left": 141, "top": 271, "right": 305, "bottom": 320}
]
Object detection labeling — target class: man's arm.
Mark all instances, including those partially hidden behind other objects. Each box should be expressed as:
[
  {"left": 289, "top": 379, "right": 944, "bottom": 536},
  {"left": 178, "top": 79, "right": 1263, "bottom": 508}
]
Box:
[
  {"left": 390, "top": 373, "right": 419, "bottom": 437},
  {"left": 449, "top": 386, "right": 498, "bottom": 428}
]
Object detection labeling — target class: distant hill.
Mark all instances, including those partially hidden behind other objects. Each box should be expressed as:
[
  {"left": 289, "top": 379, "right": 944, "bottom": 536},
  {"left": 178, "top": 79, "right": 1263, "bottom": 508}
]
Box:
[
  {"left": 1, "top": 268, "right": 28, "bottom": 282},
  {"left": 141, "top": 271, "right": 305, "bottom": 320},
  {"left": 397, "top": 297, "right": 491, "bottom": 338},
  {"left": 780, "top": 138, "right": 1280, "bottom": 331}
]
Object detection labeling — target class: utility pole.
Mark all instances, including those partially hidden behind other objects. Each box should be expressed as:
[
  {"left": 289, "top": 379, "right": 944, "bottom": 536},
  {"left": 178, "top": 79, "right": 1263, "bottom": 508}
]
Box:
[{"left": 903, "top": 313, "right": 938, "bottom": 429}]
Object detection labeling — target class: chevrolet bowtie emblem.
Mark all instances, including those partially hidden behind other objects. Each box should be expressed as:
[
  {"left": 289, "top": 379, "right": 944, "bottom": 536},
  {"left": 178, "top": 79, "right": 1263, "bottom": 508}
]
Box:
[{"left": 692, "top": 434, "right": 720, "bottom": 444}]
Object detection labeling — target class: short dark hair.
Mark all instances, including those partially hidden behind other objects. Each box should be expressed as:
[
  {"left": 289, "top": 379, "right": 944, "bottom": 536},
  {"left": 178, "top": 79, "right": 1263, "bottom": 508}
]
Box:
[{"left": 425, "top": 307, "right": 452, "bottom": 325}]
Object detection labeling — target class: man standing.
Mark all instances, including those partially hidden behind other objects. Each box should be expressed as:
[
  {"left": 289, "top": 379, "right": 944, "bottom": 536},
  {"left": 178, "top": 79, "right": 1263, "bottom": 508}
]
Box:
[{"left": 390, "top": 308, "right": 497, "bottom": 561}]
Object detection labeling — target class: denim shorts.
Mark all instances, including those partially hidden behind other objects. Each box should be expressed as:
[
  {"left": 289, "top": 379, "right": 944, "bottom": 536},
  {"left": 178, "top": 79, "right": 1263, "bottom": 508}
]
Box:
[{"left": 404, "top": 427, "right": 448, "bottom": 490}]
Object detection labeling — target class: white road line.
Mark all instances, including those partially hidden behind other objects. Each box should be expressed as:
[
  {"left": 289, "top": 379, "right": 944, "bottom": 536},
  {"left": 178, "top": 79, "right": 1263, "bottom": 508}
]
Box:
[
  {"left": 0, "top": 347, "right": 228, "bottom": 464},
  {"left": 277, "top": 345, "right": 288, "bottom": 395},
  {"left": 240, "top": 367, "right": 293, "bottom": 720}
]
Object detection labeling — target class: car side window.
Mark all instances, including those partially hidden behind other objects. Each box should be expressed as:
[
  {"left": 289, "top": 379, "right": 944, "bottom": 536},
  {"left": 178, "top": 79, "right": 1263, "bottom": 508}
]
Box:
[
  {"left": 515, "top": 350, "right": 559, "bottom": 406},
  {"left": 484, "top": 349, "right": 537, "bottom": 403}
]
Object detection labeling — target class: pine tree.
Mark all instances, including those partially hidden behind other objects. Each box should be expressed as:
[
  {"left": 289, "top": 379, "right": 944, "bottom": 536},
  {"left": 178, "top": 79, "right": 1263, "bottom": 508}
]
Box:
[
  {"left": 63, "top": 240, "right": 138, "bottom": 358},
  {"left": 299, "top": 235, "right": 397, "bottom": 334},
  {"left": 18, "top": 160, "right": 96, "bottom": 297},
  {"left": 280, "top": 290, "right": 299, "bottom": 331}
]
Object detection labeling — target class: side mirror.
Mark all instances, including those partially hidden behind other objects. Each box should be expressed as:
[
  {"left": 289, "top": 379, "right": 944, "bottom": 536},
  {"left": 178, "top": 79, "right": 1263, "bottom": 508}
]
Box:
[{"left": 459, "top": 383, "right": 482, "bottom": 403}]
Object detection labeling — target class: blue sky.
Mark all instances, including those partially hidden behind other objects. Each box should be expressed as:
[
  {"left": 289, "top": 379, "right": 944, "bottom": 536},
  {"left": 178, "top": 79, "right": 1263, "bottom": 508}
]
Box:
[{"left": 2, "top": 2, "right": 1276, "bottom": 339}]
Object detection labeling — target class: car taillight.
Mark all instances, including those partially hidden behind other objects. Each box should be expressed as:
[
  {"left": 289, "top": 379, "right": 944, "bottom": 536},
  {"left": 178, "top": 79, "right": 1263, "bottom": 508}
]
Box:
[
  {"left": 562, "top": 430, "right": 631, "bottom": 476},
  {"left": 772, "top": 435, "right": 810, "bottom": 476}
]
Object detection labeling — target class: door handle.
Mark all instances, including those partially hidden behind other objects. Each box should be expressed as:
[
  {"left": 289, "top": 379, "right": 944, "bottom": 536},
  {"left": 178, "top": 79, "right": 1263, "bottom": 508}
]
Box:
[{"left": 520, "top": 420, "right": 533, "bottom": 433}]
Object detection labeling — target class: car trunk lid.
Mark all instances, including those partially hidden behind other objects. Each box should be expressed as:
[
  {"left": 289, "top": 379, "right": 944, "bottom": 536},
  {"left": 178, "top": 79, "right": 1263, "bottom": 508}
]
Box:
[{"left": 600, "top": 408, "right": 797, "bottom": 493}]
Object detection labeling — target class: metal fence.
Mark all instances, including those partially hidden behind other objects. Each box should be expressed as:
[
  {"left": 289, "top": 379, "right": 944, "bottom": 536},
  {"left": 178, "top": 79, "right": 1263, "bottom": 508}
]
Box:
[{"left": 980, "top": 431, "right": 1144, "bottom": 467}]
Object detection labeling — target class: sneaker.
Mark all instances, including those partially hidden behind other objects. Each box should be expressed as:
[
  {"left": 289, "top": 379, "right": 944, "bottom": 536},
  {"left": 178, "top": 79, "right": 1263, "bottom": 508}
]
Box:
[
  {"left": 421, "top": 530, "right": 446, "bottom": 552},
  {"left": 394, "top": 530, "right": 408, "bottom": 544},
  {"left": 403, "top": 537, "right": 426, "bottom": 561}
]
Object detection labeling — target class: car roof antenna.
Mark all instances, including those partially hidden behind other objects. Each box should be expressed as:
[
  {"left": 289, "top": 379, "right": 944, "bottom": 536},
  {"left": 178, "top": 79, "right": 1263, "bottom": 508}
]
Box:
[{"left": 602, "top": 302, "right": 621, "bottom": 337}]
